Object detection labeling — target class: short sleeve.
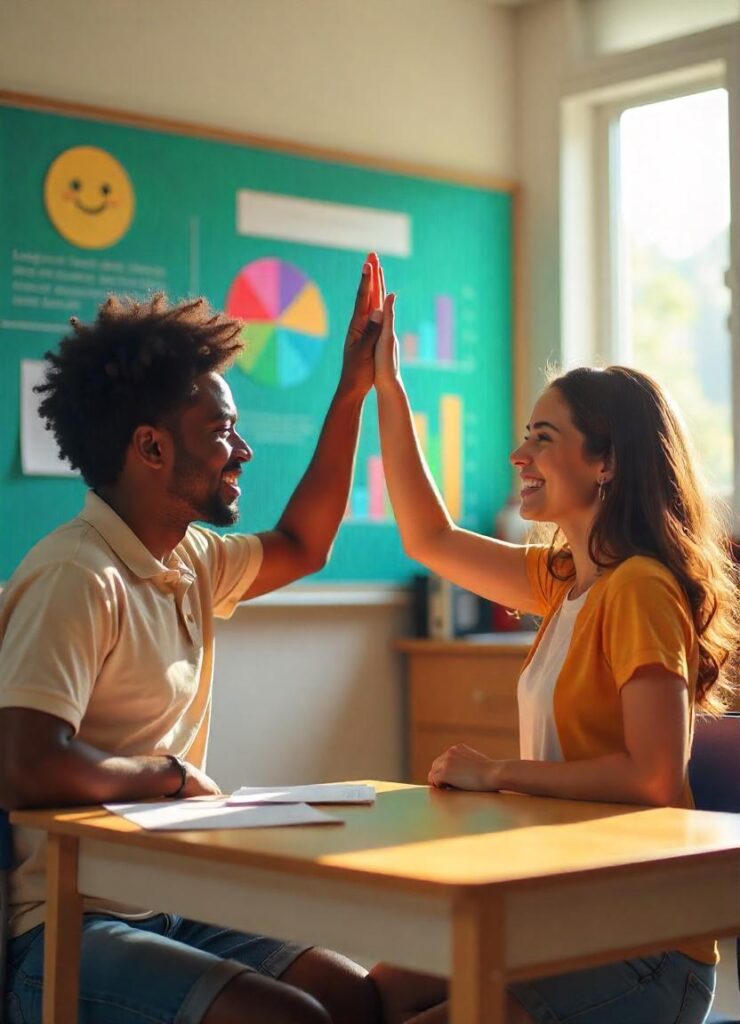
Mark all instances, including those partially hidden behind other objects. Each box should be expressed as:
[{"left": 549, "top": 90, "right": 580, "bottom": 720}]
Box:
[
  {"left": 602, "top": 566, "right": 694, "bottom": 690},
  {"left": 185, "top": 528, "right": 263, "bottom": 619},
  {"left": 0, "top": 563, "right": 117, "bottom": 731},
  {"left": 524, "top": 545, "right": 572, "bottom": 615}
]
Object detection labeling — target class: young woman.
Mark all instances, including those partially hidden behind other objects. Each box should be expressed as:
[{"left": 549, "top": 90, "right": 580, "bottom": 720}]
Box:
[{"left": 368, "top": 280, "right": 738, "bottom": 1024}]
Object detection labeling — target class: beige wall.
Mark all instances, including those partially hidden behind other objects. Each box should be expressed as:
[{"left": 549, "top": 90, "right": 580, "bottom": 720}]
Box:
[
  {"left": 0, "top": 0, "right": 518, "bottom": 785},
  {"left": 0, "top": 0, "right": 517, "bottom": 178},
  {"left": 514, "top": 0, "right": 569, "bottom": 417},
  {"left": 211, "top": 598, "right": 411, "bottom": 789}
]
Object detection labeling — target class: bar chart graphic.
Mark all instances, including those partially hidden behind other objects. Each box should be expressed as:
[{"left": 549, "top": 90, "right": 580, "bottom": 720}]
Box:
[
  {"left": 401, "top": 295, "right": 455, "bottom": 366},
  {"left": 349, "top": 394, "right": 464, "bottom": 523}
]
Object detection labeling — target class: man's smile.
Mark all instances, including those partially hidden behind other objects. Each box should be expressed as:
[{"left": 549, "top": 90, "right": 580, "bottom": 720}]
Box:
[{"left": 221, "top": 469, "right": 242, "bottom": 498}]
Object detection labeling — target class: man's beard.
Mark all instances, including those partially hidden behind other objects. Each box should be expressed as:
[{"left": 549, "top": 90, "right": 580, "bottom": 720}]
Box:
[
  {"left": 195, "top": 493, "right": 239, "bottom": 527},
  {"left": 168, "top": 451, "right": 240, "bottom": 527}
]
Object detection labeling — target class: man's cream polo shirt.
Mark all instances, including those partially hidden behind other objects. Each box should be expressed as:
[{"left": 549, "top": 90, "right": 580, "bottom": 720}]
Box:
[{"left": 0, "top": 491, "right": 262, "bottom": 935}]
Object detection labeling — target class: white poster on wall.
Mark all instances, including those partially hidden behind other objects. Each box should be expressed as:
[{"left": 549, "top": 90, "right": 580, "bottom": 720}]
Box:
[{"left": 20, "top": 359, "right": 78, "bottom": 477}]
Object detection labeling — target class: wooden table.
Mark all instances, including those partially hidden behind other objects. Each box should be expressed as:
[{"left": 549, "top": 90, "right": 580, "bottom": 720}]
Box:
[{"left": 12, "top": 782, "right": 740, "bottom": 1024}]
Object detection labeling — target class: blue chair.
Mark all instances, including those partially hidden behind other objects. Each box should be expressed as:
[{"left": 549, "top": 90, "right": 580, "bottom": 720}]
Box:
[
  {"left": 690, "top": 713, "right": 740, "bottom": 813},
  {"left": 0, "top": 808, "right": 11, "bottom": 1024},
  {"left": 689, "top": 713, "right": 740, "bottom": 1024}
]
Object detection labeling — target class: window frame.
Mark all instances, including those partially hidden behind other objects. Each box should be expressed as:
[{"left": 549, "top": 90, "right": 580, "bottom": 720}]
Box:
[{"left": 559, "top": 20, "right": 740, "bottom": 527}]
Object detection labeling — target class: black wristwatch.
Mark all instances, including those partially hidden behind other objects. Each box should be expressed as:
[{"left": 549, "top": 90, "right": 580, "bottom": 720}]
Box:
[{"left": 163, "top": 754, "right": 188, "bottom": 798}]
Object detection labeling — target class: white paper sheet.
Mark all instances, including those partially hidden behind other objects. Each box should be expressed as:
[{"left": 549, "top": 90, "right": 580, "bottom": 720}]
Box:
[
  {"left": 104, "top": 799, "right": 342, "bottom": 831},
  {"left": 20, "top": 359, "right": 78, "bottom": 476},
  {"left": 228, "top": 784, "right": 376, "bottom": 805}
]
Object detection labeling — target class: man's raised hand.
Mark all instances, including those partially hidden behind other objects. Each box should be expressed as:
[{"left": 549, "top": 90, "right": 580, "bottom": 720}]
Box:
[{"left": 339, "top": 252, "right": 385, "bottom": 398}]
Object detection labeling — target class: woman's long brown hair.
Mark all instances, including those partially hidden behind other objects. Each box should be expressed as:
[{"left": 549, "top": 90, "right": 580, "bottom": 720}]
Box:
[{"left": 546, "top": 365, "right": 738, "bottom": 714}]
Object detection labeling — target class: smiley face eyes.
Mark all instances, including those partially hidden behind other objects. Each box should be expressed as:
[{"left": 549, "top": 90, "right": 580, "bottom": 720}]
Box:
[{"left": 68, "top": 179, "right": 112, "bottom": 196}]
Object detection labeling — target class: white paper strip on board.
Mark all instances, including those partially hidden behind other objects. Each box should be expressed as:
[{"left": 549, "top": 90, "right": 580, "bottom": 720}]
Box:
[
  {"left": 20, "top": 359, "right": 78, "bottom": 477},
  {"left": 236, "top": 190, "right": 411, "bottom": 257}
]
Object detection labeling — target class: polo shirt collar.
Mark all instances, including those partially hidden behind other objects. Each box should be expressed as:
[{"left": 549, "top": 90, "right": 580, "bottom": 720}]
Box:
[{"left": 79, "top": 491, "right": 194, "bottom": 585}]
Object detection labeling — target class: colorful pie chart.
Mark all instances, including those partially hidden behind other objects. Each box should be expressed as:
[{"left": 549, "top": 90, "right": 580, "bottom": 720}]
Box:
[{"left": 225, "top": 259, "right": 329, "bottom": 388}]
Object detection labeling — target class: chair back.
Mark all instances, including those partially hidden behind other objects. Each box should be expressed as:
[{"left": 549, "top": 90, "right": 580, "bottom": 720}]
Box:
[
  {"left": 689, "top": 713, "right": 740, "bottom": 813},
  {"left": 0, "top": 808, "right": 11, "bottom": 1024},
  {"left": 689, "top": 712, "right": 740, "bottom": 1013}
]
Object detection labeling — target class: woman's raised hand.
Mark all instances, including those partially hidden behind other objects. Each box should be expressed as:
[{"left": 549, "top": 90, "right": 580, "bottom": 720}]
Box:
[{"left": 374, "top": 286, "right": 401, "bottom": 391}]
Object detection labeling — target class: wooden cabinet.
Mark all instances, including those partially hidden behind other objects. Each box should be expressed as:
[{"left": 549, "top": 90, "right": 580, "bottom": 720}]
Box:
[{"left": 396, "top": 635, "right": 534, "bottom": 783}]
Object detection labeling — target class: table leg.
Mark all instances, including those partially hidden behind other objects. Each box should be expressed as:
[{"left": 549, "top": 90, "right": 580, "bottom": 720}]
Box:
[
  {"left": 43, "top": 833, "right": 82, "bottom": 1024},
  {"left": 450, "top": 891, "right": 506, "bottom": 1024}
]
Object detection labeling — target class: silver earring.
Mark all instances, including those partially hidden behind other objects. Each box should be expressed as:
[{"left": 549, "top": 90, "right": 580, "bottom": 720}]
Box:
[{"left": 598, "top": 479, "right": 607, "bottom": 503}]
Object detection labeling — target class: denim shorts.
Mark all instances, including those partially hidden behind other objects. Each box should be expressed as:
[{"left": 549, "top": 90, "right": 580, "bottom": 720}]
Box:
[
  {"left": 7, "top": 912, "right": 310, "bottom": 1024},
  {"left": 509, "top": 950, "right": 716, "bottom": 1024}
]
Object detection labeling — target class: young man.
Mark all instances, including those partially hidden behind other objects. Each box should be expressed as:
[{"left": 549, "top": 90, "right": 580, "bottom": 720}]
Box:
[{"left": 0, "top": 257, "right": 385, "bottom": 1024}]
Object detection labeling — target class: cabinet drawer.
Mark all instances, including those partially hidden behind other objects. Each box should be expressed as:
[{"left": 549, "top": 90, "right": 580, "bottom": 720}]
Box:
[
  {"left": 410, "top": 727, "right": 520, "bottom": 784},
  {"left": 409, "top": 653, "right": 523, "bottom": 730}
]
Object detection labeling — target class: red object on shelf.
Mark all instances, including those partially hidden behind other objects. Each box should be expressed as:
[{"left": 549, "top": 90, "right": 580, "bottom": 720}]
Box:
[{"left": 490, "top": 602, "right": 521, "bottom": 633}]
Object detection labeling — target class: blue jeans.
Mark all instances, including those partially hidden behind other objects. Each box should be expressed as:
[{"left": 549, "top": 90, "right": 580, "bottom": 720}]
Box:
[
  {"left": 7, "top": 912, "right": 309, "bottom": 1023},
  {"left": 510, "top": 950, "right": 716, "bottom": 1024}
]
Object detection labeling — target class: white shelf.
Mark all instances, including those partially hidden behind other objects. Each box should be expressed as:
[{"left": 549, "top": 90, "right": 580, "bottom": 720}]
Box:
[
  {"left": 240, "top": 584, "right": 412, "bottom": 609},
  {"left": 462, "top": 630, "right": 538, "bottom": 645}
]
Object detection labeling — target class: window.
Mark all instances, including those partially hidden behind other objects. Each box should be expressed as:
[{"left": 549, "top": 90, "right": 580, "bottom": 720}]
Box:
[
  {"left": 562, "top": 62, "right": 737, "bottom": 515},
  {"left": 560, "top": 11, "right": 739, "bottom": 527},
  {"left": 609, "top": 87, "right": 732, "bottom": 493}
]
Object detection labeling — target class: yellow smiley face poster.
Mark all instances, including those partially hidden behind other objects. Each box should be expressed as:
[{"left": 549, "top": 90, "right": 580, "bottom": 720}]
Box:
[{"left": 43, "top": 145, "right": 135, "bottom": 249}]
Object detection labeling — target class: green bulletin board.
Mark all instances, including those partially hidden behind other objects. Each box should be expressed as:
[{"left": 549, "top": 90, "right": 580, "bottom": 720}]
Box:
[{"left": 0, "top": 95, "right": 513, "bottom": 584}]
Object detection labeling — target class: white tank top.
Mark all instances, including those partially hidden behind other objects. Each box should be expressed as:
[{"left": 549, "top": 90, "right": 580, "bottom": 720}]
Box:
[{"left": 517, "top": 587, "right": 590, "bottom": 761}]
